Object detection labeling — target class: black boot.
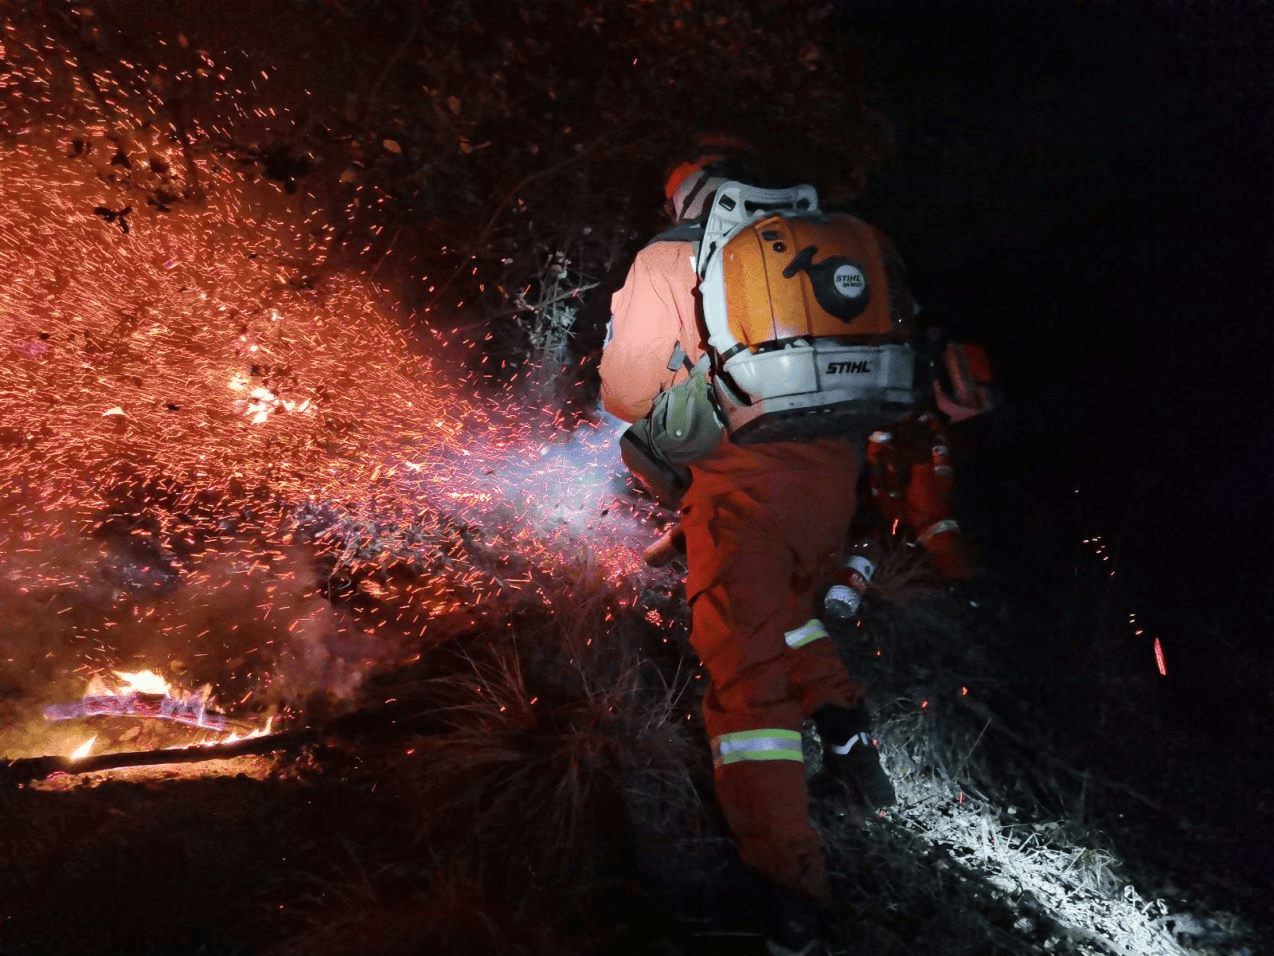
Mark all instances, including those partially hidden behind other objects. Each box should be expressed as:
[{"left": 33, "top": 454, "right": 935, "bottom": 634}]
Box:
[
  {"left": 763, "top": 883, "right": 835, "bottom": 956},
  {"left": 812, "top": 703, "right": 896, "bottom": 808}
]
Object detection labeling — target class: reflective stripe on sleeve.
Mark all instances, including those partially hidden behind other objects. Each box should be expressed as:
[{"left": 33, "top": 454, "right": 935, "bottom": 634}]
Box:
[
  {"left": 713, "top": 728, "right": 804, "bottom": 766},
  {"left": 784, "top": 618, "right": 829, "bottom": 649}
]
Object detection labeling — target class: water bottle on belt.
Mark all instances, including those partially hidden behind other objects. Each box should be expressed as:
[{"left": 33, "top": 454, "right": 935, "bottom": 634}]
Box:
[{"left": 823, "top": 538, "right": 881, "bottom": 624}]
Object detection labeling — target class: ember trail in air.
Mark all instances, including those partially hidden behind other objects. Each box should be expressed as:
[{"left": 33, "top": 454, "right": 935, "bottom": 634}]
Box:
[{"left": 0, "top": 22, "right": 661, "bottom": 764}]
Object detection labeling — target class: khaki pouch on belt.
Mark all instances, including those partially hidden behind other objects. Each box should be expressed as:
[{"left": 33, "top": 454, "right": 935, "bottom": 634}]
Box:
[
  {"left": 649, "top": 362, "right": 724, "bottom": 465},
  {"left": 619, "top": 355, "right": 724, "bottom": 506}
]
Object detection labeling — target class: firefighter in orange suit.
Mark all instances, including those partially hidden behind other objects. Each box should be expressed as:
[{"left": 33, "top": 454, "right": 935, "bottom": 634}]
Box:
[
  {"left": 865, "top": 332, "right": 997, "bottom": 581},
  {"left": 599, "top": 151, "right": 897, "bottom": 905}
]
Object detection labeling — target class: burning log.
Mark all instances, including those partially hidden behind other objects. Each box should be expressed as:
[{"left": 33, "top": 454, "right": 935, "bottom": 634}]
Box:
[
  {"left": 43, "top": 691, "right": 258, "bottom": 735},
  {"left": 7, "top": 690, "right": 446, "bottom": 788},
  {"left": 1, "top": 727, "right": 318, "bottom": 787}
]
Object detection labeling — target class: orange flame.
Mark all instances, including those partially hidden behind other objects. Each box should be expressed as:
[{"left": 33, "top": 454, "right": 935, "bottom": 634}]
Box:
[{"left": 113, "top": 669, "right": 172, "bottom": 695}]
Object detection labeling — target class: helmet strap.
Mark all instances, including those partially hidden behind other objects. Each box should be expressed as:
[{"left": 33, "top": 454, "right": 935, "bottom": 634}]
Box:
[{"left": 676, "top": 170, "right": 716, "bottom": 221}]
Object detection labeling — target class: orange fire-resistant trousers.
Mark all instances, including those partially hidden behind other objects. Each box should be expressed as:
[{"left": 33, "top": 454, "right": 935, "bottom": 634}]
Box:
[
  {"left": 866, "top": 413, "right": 975, "bottom": 580},
  {"left": 680, "top": 437, "right": 868, "bottom": 901}
]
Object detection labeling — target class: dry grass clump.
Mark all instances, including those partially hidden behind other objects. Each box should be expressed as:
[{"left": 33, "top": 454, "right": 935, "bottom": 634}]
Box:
[
  {"left": 849, "top": 560, "right": 1066, "bottom": 818},
  {"left": 234, "top": 557, "right": 712, "bottom": 955},
  {"left": 377, "top": 557, "right": 710, "bottom": 903},
  {"left": 804, "top": 546, "right": 1266, "bottom": 956},
  {"left": 247, "top": 558, "right": 711, "bottom": 952},
  {"left": 265, "top": 856, "right": 579, "bottom": 956},
  {"left": 866, "top": 529, "right": 950, "bottom": 607}
]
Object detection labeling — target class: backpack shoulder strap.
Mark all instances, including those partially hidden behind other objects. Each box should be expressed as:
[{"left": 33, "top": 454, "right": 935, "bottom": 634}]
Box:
[{"left": 647, "top": 221, "right": 704, "bottom": 246}]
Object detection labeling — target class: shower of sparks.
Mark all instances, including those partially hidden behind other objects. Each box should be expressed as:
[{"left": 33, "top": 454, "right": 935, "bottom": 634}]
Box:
[{"left": 0, "top": 16, "right": 667, "bottom": 759}]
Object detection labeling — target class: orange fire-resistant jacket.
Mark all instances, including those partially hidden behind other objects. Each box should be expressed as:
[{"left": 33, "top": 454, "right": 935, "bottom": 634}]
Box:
[
  {"left": 600, "top": 237, "right": 870, "bottom": 900},
  {"left": 599, "top": 241, "right": 704, "bottom": 424}
]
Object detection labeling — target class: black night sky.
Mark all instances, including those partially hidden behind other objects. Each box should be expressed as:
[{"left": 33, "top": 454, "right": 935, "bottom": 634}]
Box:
[{"left": 848, "top": 1, "right": 1272, "bottom": 696}]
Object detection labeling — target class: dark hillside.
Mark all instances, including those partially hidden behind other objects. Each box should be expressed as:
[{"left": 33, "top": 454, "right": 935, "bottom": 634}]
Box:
[{"left": 1, "top": 2, "right": 1270, "bottom": 953}]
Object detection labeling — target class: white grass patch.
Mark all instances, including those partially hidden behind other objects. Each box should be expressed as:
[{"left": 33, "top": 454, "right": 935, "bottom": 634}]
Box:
[{"left": 854, "top": 718, "right": 1257, "bottom": 956}]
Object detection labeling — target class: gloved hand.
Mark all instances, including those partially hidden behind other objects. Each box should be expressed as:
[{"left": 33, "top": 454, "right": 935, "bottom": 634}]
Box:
[{"left": 642, "top": 524, "right": 686, "bottom": 567}]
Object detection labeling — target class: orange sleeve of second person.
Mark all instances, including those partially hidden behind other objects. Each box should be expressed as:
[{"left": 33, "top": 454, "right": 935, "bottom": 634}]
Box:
[{"left": 599, "top": 240, "right": 703, "bottom": 424}]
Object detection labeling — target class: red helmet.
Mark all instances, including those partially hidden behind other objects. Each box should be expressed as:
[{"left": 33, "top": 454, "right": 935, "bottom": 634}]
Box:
[{"left": 663, "top": 135, "right": 754, "bottom": 222}]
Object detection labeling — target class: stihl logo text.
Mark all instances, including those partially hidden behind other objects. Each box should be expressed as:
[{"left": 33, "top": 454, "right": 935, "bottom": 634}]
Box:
[{"left": 826, "top": 361, "right": 872, "bottom": 374}]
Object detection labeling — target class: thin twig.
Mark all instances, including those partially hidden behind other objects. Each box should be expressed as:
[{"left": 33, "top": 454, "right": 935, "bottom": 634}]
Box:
[
  {"left": 363, "top": 18, "right": 421, "bottom": 119},
  {"left": 960, "top": 697, "right": 1171, "bottom": 817},
  {"left": 951, "top": 716, "right": 991, "bottom": 783},
  {"left": 423, "top": 134, "right": 610, "bottom": 312}
]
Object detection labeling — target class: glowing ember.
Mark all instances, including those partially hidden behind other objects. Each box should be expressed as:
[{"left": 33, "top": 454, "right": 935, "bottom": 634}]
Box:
[{"left": 70, "top": 736, "right": 97, "bottom": 760}]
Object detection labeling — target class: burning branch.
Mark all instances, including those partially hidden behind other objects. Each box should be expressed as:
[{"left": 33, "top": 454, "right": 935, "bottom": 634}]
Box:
[
  {"left": 2, "top": 727, "right": 317, "bottom": 787},
  {"left": 43, "top": 692, "right": 257, "bottom": 735},
  {"left": 9, "top": 685, "right": 454, "bottom": 788}
]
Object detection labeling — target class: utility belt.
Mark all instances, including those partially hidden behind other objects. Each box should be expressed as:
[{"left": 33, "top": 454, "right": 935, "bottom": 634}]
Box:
[{"left": 620, "top": 341, "right": 913, "bottom": 505}]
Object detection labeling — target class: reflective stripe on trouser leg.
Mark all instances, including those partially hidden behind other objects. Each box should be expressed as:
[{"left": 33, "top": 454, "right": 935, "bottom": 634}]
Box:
[
  {"left": 917, "top": 516, "right": 974, "bottom": 579},
  {"left": 917, "top": 518, "right": 960, "bottom": 545},
  {"left": 784, "top": 618, "right": 829, "bottom": 650},
  {"left": 713, "top": 728, "right": 804, "bottom": 768}
]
